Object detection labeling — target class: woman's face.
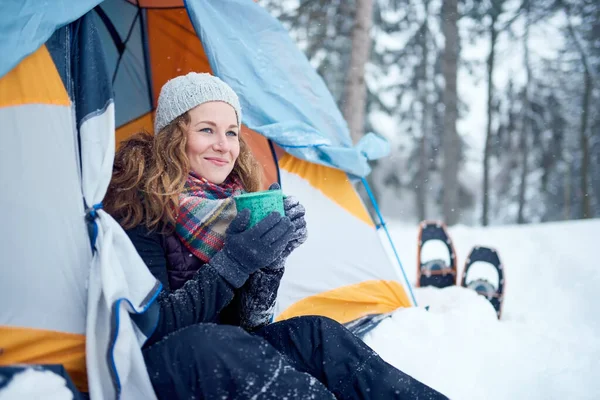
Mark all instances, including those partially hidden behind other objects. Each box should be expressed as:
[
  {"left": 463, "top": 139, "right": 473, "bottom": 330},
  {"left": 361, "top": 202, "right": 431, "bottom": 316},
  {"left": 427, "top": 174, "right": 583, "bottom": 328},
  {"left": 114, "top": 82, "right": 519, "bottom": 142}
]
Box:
[{"left": 185, "top": 101, "right": 240, "bottom": 184}]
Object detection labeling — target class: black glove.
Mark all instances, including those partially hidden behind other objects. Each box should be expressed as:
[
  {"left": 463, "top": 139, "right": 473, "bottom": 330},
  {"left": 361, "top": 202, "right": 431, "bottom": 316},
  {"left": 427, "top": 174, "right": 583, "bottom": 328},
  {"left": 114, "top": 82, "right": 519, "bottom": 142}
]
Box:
[
  {"left": 238, "top": 268, "right": 284, "bottom": 331},
  {"left": 280, "top": 195, "right": 307, "bottom": 257},
  {"left": 266, "top": 183, "right": 308, "bottom": 269},
  {"left": 209, "top": 208, "right": 294, "bottom": 288}
]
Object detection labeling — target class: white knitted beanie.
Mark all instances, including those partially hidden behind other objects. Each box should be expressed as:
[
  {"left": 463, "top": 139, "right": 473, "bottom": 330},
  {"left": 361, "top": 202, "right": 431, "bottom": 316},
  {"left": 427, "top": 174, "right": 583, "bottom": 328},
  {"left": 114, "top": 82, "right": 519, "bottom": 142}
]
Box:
[{"left": 154, "top": 72, "right": 242, "bottom": 133}]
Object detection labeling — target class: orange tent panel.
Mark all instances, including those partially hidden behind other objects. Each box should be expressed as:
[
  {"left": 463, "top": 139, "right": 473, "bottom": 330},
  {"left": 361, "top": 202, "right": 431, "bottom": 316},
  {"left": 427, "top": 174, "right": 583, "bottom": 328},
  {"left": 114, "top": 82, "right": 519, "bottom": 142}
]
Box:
[{"left": 147, "top": 8, "right": 212, "bottom": 106}]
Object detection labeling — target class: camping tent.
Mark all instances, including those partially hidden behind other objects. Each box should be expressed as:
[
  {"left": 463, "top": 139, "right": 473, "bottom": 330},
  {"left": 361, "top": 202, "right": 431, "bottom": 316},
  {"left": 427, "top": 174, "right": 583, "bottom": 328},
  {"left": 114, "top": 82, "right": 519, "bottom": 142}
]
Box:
[
  {"left": 0, "top": 0, "right": 415, "bottom": 396},
  {"left": 93, "top": 0, "right": 415, "bottom": 323}
]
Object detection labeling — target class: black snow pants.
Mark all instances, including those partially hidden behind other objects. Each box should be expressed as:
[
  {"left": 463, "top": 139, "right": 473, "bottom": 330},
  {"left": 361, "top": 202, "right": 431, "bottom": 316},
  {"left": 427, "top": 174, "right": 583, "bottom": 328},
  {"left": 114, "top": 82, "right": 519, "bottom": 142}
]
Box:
[{"left": 143, "top": 315, "right": 447, "bottom": 399}]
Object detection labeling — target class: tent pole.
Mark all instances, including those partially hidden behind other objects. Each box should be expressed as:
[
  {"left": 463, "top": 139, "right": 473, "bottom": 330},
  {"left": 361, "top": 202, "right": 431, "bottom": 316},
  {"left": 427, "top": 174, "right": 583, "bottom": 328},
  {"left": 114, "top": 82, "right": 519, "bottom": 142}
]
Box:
[{"left": 360, "top": 178, "right": 418, "bottom": 306}]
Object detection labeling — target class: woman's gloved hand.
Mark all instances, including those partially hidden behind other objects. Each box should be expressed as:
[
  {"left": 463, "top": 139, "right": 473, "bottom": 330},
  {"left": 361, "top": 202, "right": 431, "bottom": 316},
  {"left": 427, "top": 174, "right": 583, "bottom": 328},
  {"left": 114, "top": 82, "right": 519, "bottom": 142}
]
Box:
[
  {"left": 209, "top": 208, "right": 294, "bottom": 287},
  {"left": 266, "top": 183, "right": 308, "bottom": 269}
]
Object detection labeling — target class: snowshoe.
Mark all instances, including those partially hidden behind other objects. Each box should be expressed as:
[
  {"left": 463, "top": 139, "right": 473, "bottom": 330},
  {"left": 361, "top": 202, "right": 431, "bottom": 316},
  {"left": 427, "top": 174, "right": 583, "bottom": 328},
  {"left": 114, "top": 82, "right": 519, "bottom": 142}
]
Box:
[
  {"left": 417, "top": 220, "right": 457, "bottom": 288},
  {"left": 460, "top": 246, "right": 505, "bottom": 319}
]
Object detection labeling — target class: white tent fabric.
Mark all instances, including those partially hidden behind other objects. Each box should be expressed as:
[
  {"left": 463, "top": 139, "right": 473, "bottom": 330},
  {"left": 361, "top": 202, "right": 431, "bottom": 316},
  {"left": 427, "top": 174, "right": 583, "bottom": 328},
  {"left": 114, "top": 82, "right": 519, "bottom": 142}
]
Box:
[
  {"left": 0, "top": 103, "right": 89, "bottom": 336},
  {"left": 274, "top": 168, "right": 408, "bottom": 318},
  {"left": 80, "top": 102, "right": 161, "bottom": 399}
]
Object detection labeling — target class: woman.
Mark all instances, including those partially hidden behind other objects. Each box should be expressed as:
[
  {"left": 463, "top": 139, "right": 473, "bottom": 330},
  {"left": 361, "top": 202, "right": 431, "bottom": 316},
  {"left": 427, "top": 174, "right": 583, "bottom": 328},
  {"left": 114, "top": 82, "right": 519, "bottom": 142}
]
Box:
[{"left": 105, "top": 72, "right": 446, "bottom": 399}]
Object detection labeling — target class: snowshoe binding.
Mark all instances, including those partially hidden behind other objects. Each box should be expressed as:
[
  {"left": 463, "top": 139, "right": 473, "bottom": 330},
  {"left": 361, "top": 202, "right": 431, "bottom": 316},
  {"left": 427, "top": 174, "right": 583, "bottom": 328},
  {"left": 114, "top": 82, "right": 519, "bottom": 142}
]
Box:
[
  {"left": 461, "top": 246, "right": 505, "bottom": 319},
  {"left": 417, "top": 220, "right": 457, "bottom": 288}
]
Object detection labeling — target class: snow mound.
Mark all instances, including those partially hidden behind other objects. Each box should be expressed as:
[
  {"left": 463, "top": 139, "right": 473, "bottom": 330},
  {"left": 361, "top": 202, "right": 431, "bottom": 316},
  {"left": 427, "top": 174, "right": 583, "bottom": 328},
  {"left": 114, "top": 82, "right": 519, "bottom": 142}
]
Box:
[
  {"left": 0, "top": 368, "right": 73, "bottom": 400},
  {"left": 368, "top": 218, "right": 600, "bottom": 399}
]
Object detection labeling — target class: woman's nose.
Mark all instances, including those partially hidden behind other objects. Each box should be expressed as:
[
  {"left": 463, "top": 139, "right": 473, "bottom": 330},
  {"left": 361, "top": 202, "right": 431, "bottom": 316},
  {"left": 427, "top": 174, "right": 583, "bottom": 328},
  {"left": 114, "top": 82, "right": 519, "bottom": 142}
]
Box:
[{"left": 213, "top": 135, "right": 230, "bottom": 152}]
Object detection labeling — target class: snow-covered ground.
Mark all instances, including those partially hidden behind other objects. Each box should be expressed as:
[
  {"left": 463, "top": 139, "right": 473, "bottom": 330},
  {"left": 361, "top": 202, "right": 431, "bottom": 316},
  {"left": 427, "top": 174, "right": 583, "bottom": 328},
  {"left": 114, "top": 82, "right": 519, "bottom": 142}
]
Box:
[
  {"left": 365, "top": 218, "right": 600, "bottom": 399},
  {"left": 0, "top": 368, "right": 73, "bottom": 400}
]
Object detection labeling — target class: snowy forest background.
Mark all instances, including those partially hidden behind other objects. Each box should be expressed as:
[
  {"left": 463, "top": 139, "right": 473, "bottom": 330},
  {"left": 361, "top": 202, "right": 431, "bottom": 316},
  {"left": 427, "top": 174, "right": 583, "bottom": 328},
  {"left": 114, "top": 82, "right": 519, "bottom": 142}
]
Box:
[{"left": 258, "top": 0, "right": 600, "bottom": 226}]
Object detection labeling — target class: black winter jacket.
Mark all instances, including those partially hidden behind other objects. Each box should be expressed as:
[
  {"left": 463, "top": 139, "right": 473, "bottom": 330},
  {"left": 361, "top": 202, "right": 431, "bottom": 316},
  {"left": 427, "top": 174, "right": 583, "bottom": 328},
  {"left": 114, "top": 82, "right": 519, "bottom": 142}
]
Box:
[{"left": 125, "top": 224, "right": 284, "bottom": 345}]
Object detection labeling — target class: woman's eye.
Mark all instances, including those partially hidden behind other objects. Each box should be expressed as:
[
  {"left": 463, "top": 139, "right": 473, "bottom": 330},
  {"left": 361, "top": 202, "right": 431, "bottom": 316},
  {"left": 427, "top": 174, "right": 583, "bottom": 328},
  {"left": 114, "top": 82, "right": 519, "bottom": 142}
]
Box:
[
  {"left": 200, "top": 128, "right": 212, "bottom": 133},
  {"left": 226, "top": 131, "right": 238, "bottom": 137}
]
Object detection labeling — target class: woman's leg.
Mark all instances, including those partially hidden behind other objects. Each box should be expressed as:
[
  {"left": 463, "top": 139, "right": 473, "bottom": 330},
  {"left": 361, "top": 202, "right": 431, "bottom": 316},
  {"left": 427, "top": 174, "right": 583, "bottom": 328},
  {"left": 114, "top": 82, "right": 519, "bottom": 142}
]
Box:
[
  {"left": 256, "top": 316, "right": 447, "bottom": 400},
  {"left": 142, "top": 323, "right": 335, "bottom": 399}
]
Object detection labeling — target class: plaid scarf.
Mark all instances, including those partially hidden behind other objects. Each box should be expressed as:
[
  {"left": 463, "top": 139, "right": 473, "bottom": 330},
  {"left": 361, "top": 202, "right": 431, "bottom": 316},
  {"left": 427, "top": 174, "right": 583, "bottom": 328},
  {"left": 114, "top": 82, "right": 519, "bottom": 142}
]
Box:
[{"left": 176, "top": 172, "right": 245, "bottom": 263}]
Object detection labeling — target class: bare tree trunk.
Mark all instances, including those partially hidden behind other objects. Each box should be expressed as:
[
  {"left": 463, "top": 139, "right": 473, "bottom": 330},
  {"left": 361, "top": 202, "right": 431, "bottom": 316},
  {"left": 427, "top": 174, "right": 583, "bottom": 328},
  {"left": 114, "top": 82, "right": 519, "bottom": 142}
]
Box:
[
  {"left": 342, "top": 0, "right": 374, "bottom": 144},
  {"left": 571, "top": 33, "right": 592, "bottom": 221},
  {"left": 563, "top": 1, "right": 593, "bottom": 219},
  {"left": 417, "top": 132, "right": 428, "bottom": 221},
  {"left": 441, "top": 0, "right": 460, "bottom": 225},
  {"left": 579, "top": 70, "right": 592, "bottom": 218},
  {"left": 517, "top": 4, "right": 531, "bottom": 224},
  {"left": 417, "top": 0, "right": 432, "bottom": 222},
  {"left": 483, "top": 16, "right": 498, "bottom": 226}
]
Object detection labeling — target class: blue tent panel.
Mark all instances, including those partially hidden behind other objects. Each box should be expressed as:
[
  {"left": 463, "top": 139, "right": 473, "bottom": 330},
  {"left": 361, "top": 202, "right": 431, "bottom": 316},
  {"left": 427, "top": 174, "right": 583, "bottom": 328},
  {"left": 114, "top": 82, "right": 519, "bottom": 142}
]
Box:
[
  {"left": 186, "top": 0, "right": 389, "bottom": 177},
  {"left": 0, "top": 0, "right": 103, "bottom": 78}
]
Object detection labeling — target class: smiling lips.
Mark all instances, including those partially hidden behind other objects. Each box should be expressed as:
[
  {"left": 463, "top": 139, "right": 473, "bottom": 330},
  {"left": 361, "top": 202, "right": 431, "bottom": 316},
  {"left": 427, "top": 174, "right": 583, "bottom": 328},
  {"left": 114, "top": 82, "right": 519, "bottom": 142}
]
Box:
[{"left": 204, "top": 157, "right": 229, "bottom": 167}]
